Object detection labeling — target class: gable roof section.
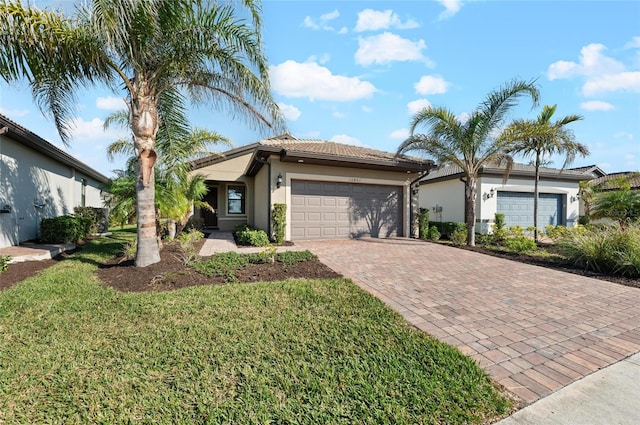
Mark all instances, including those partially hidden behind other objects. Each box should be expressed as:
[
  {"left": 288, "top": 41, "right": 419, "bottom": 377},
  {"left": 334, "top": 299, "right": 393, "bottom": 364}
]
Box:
[
  {"left": 193, "top": 134, "right": 434, "bottom": 175},
  {"left": 420, "top": 162, "right": 597, "bottom": 185},
  {"left": 569, "top": 164, "right": 607, "bottom": 178},
  {"left": 0, "top": 114, "right": 109, "bottom": 183}
]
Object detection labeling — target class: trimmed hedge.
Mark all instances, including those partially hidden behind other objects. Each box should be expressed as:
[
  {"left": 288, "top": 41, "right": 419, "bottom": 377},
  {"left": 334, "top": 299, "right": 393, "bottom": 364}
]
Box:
[
  {"left": 428, "top": 221, "right": 466, "bottom": 240},
  {"left": 40, "top": 215, "right": 91, "bottom": 243}
]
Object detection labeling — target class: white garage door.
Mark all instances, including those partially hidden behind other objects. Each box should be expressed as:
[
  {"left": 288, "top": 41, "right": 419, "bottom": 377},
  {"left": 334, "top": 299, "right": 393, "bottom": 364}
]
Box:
[
  {"left": 291, "top": 180, "right": 402, "bottom": 240},
  {"left": 497, "top": 192, "right": 563, "bottom": 229}
]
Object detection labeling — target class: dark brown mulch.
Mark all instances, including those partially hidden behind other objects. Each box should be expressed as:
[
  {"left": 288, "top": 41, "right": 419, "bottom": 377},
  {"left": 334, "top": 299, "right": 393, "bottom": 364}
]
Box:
[
  {"left": 458, "top": 244, "right": 639, "bottom": 289},
  {"left": 96, "top": 241, "right": 341, "bottom": 292}
]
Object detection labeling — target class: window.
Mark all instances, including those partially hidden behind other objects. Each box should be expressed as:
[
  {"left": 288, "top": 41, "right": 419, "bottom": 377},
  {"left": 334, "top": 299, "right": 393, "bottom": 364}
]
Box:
[{"left": 227, "top": 185, "right": 246, "bottom": 215}]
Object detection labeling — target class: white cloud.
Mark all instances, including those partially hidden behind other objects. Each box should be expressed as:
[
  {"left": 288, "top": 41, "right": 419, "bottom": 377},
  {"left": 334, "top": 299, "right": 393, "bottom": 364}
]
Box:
[
  {"left": 389, "top": 128, "right": 410, "bottom": 139},
  {"left": 436, "top": 0, "right": 463, "bottom": 20},
  {"left": 580, "top": 100, "right": 614, "bottom": 111},
  {"left": 355, "top": 32, "right": 428, "bottom": 66},
  {"left": 547, "top": 43, "right": 640, "bottom": 96},
  {"left": 407, "top": 99, "right": 432, "bottom": 114},
  {"left": 330, "top": 134, "right": 364, "bottom": 146},
  {"left": 270, "top": 60, "right": 377, "bottom": 101},
  {"left": 414, "top": 75, "right": 449, "bottom": 95},
  {"left": 332, "top": 111, "right": 346, "bottom": 118},
  {"left": 362, "top": 106, "right": 373, "bottom": 113},
  {"left": 624, "top": 36, "right": 640, "bottom": 49},
  {"left": 582, "top": 72, "right": 640, "bottom": 96},
  {"left": 457, "top": 112, "right": 471, "bottom": 124},
  {"left": 354, "top": 9, "right": 419, "bottom": 32},
  {"left": 0, "top": 107, "right": 30, "bottom": 117},
  {"left": 96, "top": 96, "right": 125, "bottom": 111},
  {"left": 614, "top": 131, "right": 634, "bottom": 140},
  {"left": 277, "top": 102, "right": 301, "bottom": 121},
  {"left": 307, "top": 53, "right": 331, "bottom": 64},
  {"left": 69, "top": 117, "right": 128, "bottom": 142},
  {"left": 337, "top": 27, "right": 348, "bottom": 35},
  {"left": 303, "top": 10, "right": 340, "bottom": 32}
]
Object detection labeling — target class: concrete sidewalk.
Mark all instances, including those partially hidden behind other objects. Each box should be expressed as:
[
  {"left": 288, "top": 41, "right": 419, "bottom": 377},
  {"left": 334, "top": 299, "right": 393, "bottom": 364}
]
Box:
[
  {"left": 0, "top": 242, "right": 75, "bottom": 263},
  {"left": 198, "top": 230, "right": 303, "bottom": 256},
  {"left": 497, "top": 352, "right": 640, "bottom": 424}
]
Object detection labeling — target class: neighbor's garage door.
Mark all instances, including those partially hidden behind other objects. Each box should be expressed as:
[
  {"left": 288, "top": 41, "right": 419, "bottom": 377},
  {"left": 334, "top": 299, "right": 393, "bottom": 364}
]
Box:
[
  {"left": 497, "top": 192, "right": 563, "bottom": 229},
  {"left": 291, "top": 180, "right": 402, "bottom": 240}
]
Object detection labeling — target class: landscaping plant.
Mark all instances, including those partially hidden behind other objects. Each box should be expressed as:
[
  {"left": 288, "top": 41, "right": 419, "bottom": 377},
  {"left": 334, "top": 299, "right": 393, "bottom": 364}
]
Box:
[{"left": 0, "top": 255, "right": 11, "bottom": 272}]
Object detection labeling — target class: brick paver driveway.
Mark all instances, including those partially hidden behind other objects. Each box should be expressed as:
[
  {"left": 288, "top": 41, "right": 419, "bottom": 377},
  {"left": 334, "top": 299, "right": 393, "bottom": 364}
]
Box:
[{"left": 297, "top": 238, "right": 640, "bottom": 404}]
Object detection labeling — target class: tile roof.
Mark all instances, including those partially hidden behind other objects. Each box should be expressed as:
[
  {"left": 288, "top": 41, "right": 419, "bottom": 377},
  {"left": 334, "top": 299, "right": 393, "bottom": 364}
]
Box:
[
  {"left": 420, "top": 162, "right": 597, "bottom": 182},
  {"left": 259, "top": 134, "right": 428, "bottom": 165}
]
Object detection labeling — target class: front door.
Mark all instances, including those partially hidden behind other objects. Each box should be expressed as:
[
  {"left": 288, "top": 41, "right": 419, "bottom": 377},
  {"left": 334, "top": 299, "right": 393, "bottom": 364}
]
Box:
[{"left": 202, "top": 186, "right": 218, "bottom": 227}]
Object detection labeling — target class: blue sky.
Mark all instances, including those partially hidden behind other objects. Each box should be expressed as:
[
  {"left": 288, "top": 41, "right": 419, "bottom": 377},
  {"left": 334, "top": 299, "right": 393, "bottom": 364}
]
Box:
[{"left": 1, "top": 0, "right": 639, "bottom": 178}]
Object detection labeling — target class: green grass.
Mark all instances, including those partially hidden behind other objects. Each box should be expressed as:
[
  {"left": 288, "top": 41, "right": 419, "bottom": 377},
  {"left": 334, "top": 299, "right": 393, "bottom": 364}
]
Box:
[{"left": 0, "top": 232, "right": 511, "bottom": 424}]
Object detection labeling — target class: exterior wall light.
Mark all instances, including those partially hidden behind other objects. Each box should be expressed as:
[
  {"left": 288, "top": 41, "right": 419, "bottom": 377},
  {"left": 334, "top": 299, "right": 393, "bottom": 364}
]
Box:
[
  {"left": 276, "top": 173, "right": 283, "bottom": 189},
  {"left": 484, "top": 188, "right": 495, "bottom": 200},
  {"left": 570, "top": 194, "right": 580, "bottom": 203}
]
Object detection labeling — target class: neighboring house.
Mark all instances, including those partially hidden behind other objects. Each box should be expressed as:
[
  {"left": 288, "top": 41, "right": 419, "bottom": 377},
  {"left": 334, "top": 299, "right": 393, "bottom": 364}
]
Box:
[
  {"left": 0, "top": 114, "right": 109, "bottom": 248},
  {"left": 190, "top": 134, "right": 433, "bottom": 240},
  {"left": 417, "top": 163, "right": 597, "bottom": 233},
  {"left": 587, "top": 171, "right": 640, "bottom": 191}
]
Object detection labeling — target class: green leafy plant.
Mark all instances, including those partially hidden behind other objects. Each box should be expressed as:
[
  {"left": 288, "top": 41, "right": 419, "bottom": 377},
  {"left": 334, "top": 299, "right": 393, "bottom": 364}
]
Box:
[
  {"left": 74, "top": 207, "right": 102, "bottom": 234},
  {"left": 450, "top": 228, "right": 467, "bottom": 245},
  {"left": 427, "top": 221, "right": 465, "bottom": 239},
  {"left": 252, "top": 244, "right": 277, "bottom": 264},
  {"left": 277, "top": 250, "right": 317, "bottom": 266},
  {"left": 427, "top": 225, "right": 441, "bottom": 241},
  {"left": 40, "top": 215, "right": 91, "bottom": 244},
  {"left": 492, "top": 213, "right": 507, "bottom": 245},
  {"left": 191, "top": 252, "right": 250, "bottom": 283},
  {"left": 272, "top": 203, "right": 286, "bottom": 245},
  {"left": 0, "top": 255, "right": 11, "bottom": 272},
  {"left": 504, "top": 237, "right": 536, "bottom": 253},
  {"left": 418, "top": 208, "right": 430, "bottom": 240},
  {"left": 175, "top": 229, "right": 204, "bottom": 265},
  {"left": 545, "top": 225, "right": 571, "bottom": 241},
  {"left": 120, "top": 239, "right": 138, "bottom": 263},
  {"left": 234, "top": 225, "right": 270, "bottom": 247}
]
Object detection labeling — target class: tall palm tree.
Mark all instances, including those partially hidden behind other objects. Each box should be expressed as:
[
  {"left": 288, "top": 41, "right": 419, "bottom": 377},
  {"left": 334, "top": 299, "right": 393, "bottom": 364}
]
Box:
[
  {"left": 504, "top": 104, "right": 588, "bottom": 241},
  {"left": 0, "top": 0, "right": 284, "bottom": 266},
  {"left": 397, "top": 79, "right": 540, "bottom": 246}
]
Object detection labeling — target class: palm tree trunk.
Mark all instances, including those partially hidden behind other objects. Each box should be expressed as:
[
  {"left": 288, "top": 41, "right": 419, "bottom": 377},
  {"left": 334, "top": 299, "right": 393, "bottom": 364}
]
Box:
[
  {"left": 533, "top": 153, "right": 540, "bottom": 242},
  {"left": 464, "top": 176, "right": 477, "bottom": 246},
  {"left": 131, "top": 88, "right": 161, "bottom": 267}
]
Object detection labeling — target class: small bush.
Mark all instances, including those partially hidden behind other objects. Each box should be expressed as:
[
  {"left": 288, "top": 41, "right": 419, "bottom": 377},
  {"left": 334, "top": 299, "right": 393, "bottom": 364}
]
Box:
[
  {"left": 427, "top": 225, "right": 441, "bottom": 241},
  {"left": 250, "top": 244, "right": 277, "bottom": 264},
  {"left": 450, "top": 228, "right": 467, "bottom": 245},
  {"left": 277, "top": 250, "right": 317, "bottom": 266},
  {"left": 184, "top": 217, "right": 205, "bottom": 232},
  {"left": 418, "top": 208, "right": 430, "bottom": 240},
  {"left": 0, "top": 255, "right": 11, "bottom": 272},
  {"left": 40, "top": 215, "right": 90, "bottom": 243},
  {"left": 427, "top": 221, "right": 464, "bottom": 239},
  {"left": 234, "top": 225, "right": 270, "bottom": 247},
  {"left": 74, "top": 207, "right": 102, "bottom": 234},
  {"left": 120, "top": 239, "right": 137, "bottom": 262},
  {"left": 504, "top": 237, "right": 536, "bottom": 253},
  {"left": 492, "top": 213, "right": 507, "bottom": 245},
  {"left": 272, "top": 203, "right": 287, "bottom": 245},
  {"left": 578, "top": 215, "right": 591, "bottom": 226},
  {"left": 545, "top": 225, "right": 571, "bottom": 241}
]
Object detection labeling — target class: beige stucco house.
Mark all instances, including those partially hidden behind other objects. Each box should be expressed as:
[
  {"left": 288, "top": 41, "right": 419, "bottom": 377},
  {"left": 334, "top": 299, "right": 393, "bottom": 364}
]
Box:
[
  {"left": 190, "top": 135, "right": 433, "bottom": 241},
  {"left": 0, "top": 114, "right": 108, "bottom": 248},
  {"left": 418, "top": 163, "right": 598, "bottom": 233}
]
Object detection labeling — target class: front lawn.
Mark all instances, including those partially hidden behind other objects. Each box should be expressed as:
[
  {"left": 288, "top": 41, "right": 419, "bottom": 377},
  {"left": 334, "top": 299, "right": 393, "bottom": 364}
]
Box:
[{"left": 0, "top": 232, "right": 512, "bottom": 424}]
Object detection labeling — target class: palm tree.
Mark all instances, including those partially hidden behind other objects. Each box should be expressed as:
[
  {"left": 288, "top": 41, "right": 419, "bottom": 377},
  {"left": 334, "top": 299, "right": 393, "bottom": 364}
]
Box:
[
  {"left": 0, "top": 0, "right": 284, "bottom": 266},
  {"left": 397, "top": 79, "right": 540, "bottom": 246},
  {"left": 504, "top": 105, "right": 588, "bottom": 241}
]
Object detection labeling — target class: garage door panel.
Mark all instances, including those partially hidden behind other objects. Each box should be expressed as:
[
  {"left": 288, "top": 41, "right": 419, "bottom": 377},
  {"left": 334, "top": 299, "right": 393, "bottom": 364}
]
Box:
[
  {"left": 291, "top": 180, "right": 402, "bottom": 240},
  {"left": 497, "top": 192, "right": 563, "bottom": 229}
]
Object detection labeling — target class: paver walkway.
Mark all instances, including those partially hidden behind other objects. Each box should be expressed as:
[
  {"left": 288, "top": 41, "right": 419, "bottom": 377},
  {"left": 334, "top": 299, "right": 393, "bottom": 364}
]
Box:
[{"left": 296, "top": 238, "right": 640, "bottom": 404}]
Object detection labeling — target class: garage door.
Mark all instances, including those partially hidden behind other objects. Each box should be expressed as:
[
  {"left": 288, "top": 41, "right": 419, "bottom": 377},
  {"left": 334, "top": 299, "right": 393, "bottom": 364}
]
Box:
[
  {"left": 497, "top": 192, "right": 563, "bottom": 229},
  {"left": 291, "top": 180, "right": 402, "bottom": 240}
]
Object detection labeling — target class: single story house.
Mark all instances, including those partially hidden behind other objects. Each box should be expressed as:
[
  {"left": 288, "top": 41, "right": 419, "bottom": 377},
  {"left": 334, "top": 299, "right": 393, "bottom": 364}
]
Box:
[
  {"left": 0, "top": 114, "right": 109, "bottom": 248},
  {"left": 190, "top": 134, "right": 433, "bottom": 241},
  {"left": 417, "top": 163, "right": 597, "bottom": 233}
]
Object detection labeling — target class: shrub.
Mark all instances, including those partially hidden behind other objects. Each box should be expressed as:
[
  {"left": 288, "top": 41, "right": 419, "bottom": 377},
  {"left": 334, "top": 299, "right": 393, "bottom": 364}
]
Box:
[
  {"left": 578, "top": 215, "right": 591, "bottom": 226},
  {"left": 418, "top": 208, "right": 430, "bottom": 240},
  {"left": 277, "top": 250, "right": 317, "bottom": 266},
  {"left": 427, "top": 225, "right": 440, "bottom": 241},
  {"left": 0, "top": 255, "right": 11, "bottom": 272},
  {"left": 234, "top": 225, "right": 270, "bottom": 247},
  {"left": 492, "top": 213, "right": 507, "bottom": 245},
  {"left": 184, "top": 217, "right": 205, "bottom": 232},
  {"left": 450, "top": 223, "right": 467, "bottom": 245},
  {"left": 120, "top": 239, "right": 137, "bottom": 262},
  {"left": 40, "top": 215, "right": 90, "bottom": 243},
  {"left": 175, "top": 229, "right": 204, "bottom": 265},
  {"left": 504, "top": 237, "right": 536, "bottom": 253},
  {"left": 427, "top": 221, "right": 464, "bottom": 239},
  {"left": 545, "top": 225, "right": 571, "bottom": 241},
  {"left": 558, "top": 223, "right": 640, "bottom": 277},
  {"left": 250, "top": 244, "right": 278, "bottom": 264},
  {"left": 272, "top": 203, "right": 287, "bottom": 245},
  {"left": 74, "top": 207, "right": 102, "bottom": 234}
]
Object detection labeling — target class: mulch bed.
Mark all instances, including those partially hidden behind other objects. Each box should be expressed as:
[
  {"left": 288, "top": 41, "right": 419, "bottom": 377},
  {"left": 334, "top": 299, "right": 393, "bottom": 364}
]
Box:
[{"left": 0, "top": 239, "right": 341, "bottom": 293}]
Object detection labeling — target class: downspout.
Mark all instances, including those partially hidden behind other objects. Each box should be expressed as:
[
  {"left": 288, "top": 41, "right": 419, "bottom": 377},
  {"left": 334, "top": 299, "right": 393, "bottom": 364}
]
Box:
[{"left": 255, "top": 155, "right": 271, "bottom": 237}]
